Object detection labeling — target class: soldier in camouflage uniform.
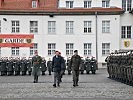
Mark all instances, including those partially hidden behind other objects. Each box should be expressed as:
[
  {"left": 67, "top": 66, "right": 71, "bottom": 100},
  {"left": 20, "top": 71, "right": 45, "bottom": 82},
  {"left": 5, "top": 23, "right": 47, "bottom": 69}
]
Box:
[
  {"left": 32, "top": 51, "right": 42, "bottom": 83},
  {"left": 70, "top": 50, "right": 81, "bottom": 87}
]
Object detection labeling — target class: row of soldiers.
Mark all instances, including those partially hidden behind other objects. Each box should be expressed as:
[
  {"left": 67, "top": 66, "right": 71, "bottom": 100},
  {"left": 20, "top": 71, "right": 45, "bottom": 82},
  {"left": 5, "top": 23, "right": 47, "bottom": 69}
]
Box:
[
  {"left": 0, "top": 57, "right": 53, "bottom": 76},
  {"left": 67, "top": 57, "right": 98, "bottom": 75},
  {"left": 0, "top": 56, "right": 98, "bottom": 76},
  {"left": 105, "top": 51, "right": 133, "bottom": 86}
]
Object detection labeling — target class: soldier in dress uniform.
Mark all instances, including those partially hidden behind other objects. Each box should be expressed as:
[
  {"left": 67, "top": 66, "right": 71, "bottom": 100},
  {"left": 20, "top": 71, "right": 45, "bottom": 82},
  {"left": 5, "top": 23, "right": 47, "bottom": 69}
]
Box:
[
  {"left": 47, "top": 58, "right": 52, "bottom": 75},
  {"left": 27, "top": 57, "right": 32, "bottom": 75},
  {"left": 40, "top": 57, "right": 47, "bottom": 75},
  {"left": 79, "top": 58, "right": 85, "bottom": 74},
  {"left": 7, "top": 58, "right": 14, "bottom": 76},
  {"left": 32, "top": 51, "right": 42, "bottom": 83},
  {"left": 20, "top": 58, "right": 27, "bottom": 76},
  {"left": 0, "top": 58, "right": 7, "bottom": 76},
  {"left": 14, "top": 58, "right": 21, "bottom": 76}
]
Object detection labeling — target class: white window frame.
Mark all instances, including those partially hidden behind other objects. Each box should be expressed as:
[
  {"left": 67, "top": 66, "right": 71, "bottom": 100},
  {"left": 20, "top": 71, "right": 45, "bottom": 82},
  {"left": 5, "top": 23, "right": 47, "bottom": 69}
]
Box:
[
  {"left": 30, "top": 21, "right": 38, "bottom": 33},
  {"left": 121, "top": 26, "right": 131, "bottom": 39},
  {"left": 66, "top": 43, "right": 74, "bottom": 56},
  {"left": 102, "top": 43, "right": 110, "bottom": 56},
  {"left": 11, "top": 47, "right": 19, "bottom": 56},
  {"left": 32, "top": 0, "right": 37, "bottom": 8},
  {"left": 102, "top": 0, "right": 110, "bottom": 8},
  {"left": 66, "top": 21, "right": 74, "bottom": 34},
  {"left": 11, "top": 21, "right": 20, "bottom": 33},
  {"left": 84, "top": 43, "right": 92, "bottom": 56},
  {"left": 84, "top": 0, "right": 92, "bottom": 8},
  {"left": 102, "top": 20, "right": 110, "bottom": 33},
  {"left": 30, "top": 43, "right": 38, "bottom": 56},
  {"left": 48, "top": 43, "right": 56, "bottom": 56},
  {"left": 84, "top": 21, "right": 92, "bottom": 33},
  {"left": 66, "top": 1, "right": 74, "bottom": 8},
  {"left": 48, "top": 21, "right": 56, "bottom": 34},
  {"left": 122, "top": 0, "right": 132, "bottom": 11}
]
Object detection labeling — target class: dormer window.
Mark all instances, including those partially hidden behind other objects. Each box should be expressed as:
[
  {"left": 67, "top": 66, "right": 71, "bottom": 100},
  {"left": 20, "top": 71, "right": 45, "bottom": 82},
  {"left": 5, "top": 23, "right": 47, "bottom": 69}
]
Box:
[
  {"left": 32, "top": 0, "right": 37, "bottom": 8},
  {"left": 66, "top": 1, "right": 73, "bottom": 8},
  {"left": 102, "top": 0, "right": 110, "bottom": 8}
]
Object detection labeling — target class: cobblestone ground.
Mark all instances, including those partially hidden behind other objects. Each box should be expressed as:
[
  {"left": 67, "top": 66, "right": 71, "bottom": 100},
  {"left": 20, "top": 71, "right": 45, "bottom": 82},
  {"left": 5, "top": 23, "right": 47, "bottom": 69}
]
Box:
[{"left": 0, "top": 69, "right": 133, "bottom": 100}]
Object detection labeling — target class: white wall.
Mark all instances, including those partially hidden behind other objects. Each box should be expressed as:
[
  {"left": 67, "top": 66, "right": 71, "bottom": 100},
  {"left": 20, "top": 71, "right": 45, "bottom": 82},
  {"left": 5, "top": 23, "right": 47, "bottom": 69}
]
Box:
[{"left": 0, "top": 14, "right": 121, "bottom": 64}]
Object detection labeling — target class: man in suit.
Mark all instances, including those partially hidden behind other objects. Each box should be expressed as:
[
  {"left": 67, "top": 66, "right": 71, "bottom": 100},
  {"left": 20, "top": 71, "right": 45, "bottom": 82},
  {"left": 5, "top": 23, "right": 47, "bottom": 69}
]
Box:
[{"left": 52, "top": 51, "right": 63, "bottom": 87}]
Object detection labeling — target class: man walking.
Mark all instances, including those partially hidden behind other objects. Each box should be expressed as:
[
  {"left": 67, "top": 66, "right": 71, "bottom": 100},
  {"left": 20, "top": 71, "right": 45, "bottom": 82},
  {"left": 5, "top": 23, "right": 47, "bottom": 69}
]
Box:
[
  {"left": 52, "top": 51, "right": 63, "bottom": 87},
  {"left": 32, "top": 51, "right": 42, "bottom": 83},
  {"left": 70, "top": 50, "right": 81, "bottom": 87}
]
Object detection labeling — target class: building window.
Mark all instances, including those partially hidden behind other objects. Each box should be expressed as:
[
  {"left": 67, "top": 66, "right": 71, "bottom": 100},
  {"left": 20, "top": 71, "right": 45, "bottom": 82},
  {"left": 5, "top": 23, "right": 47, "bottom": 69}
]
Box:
[
  {"left": 66, "top": 43, "right": 74, "bottom": 56},
  {"left": 102, "top": 21, "right": 110, "bottom": 33},
  {"left": 11, "top": 47, "right": 19, "bottom": 56},
  {"left": 121, "top": 26, "right": 131, "bottom": 39},
  {"left": 84, "top": 0, "right": 91, "bottom": 8},
  {"left": 66, "top": 1, "right": 73, "bottom": 8},
  {"left": 0, "top": 20, "right": 1, "bottom": 33},
  {"left": 102, "top": 43, "right": 110, "bottom": 56},
  {"left": 84, "top": 21, "right": 92, "bottom": 33},
  {"left": 30, "top": 21, "right": 38, "bottom": 33},
  {"left": 102, "top": 0, "right": 110, "bottom": 8},
  {"left": 11, "top": 21, "right": 20, "bottom": 33},
  {"left": 48, "top": 21, "right": 56, "bottom": 34},
  {"left": 84, "top": 43, "right": 92, "bottom": 56},
  {"left": 122, "top": 0, "right": 132, "bottom": 11},
  {"left": 66, "top": 21, "right": 74, "bottom": 34},
  {"left": 30, "top": 43, "right": 38, "bottom": 56},
  {"left": 32, "top": 0, "right": 37, "bottom": 8},
  {"left": 48, "top": 43, "right": 56, "bottom": 56}
]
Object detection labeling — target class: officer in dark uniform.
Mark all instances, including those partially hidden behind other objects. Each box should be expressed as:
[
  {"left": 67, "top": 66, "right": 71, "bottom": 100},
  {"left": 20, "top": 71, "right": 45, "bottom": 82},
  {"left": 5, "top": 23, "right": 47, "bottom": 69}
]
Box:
[
  {"left": 7, "top": 58, "right": 14, "bottom": 76},
  {"left": 32, "top": 51, "right": 42, "bottom": 83},
  {"left": 1, "top": 58, "right": 7, "bottom": 76},
  {"left": 26, "top": 57, "right": 32, "bottom": 75},
  {"left": 47, "top": 58, "right": 52, "bottom": 75},
  {"left": 14, "top": 58, "right": 21, "bottom": 76},
  {"left": 20, "top": 58, "right": 27, "bottom": 76}
]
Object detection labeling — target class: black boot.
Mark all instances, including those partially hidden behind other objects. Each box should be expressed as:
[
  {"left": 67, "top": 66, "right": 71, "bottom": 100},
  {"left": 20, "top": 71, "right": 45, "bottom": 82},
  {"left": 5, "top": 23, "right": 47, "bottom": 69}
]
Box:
[{"left": 73, "top": 81, "right": 76, "bottom": 87}]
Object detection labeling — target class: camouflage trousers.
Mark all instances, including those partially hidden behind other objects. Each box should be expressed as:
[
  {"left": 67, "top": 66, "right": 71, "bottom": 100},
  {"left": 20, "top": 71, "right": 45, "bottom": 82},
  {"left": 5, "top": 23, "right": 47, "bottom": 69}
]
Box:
[{"left": 72, "top": 69, "right": 79, "bottom": 85}]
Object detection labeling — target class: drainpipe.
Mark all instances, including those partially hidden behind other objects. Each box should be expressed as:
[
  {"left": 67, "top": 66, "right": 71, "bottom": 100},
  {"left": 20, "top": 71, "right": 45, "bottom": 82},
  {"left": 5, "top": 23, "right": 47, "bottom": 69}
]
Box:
[{"left": 95, "top": 11, "right": 98, "bottom": 63}]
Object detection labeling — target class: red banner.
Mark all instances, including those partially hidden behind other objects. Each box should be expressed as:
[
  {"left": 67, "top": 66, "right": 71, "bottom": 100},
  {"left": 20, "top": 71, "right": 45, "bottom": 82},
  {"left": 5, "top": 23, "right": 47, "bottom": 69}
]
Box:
[{"left": 0, "top": 34, "right": 34, "bottom": 47}]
